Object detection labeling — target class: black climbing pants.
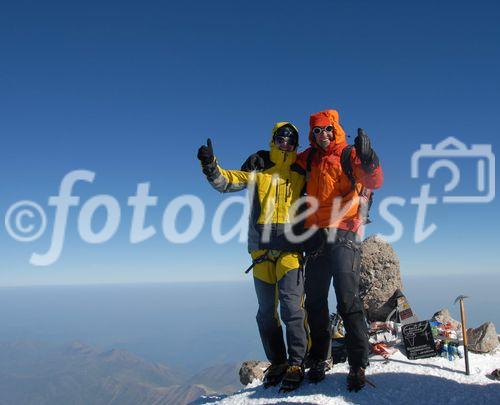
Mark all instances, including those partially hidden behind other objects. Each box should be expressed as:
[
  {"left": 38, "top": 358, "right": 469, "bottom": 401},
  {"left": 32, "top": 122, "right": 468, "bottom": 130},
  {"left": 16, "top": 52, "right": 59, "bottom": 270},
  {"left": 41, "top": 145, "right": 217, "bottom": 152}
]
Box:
[
  {"left": 305, "top": 228, "right": 369, "bottom": 368},
  {"left": 254, "top": 268, "right": 308, "bottom": 366}
]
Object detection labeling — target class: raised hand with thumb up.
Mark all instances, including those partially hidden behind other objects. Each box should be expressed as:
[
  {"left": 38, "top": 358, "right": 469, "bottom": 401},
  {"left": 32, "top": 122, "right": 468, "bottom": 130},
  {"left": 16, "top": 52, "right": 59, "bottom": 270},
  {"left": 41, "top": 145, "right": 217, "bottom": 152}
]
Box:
[
  {"left": 354, "top": 128, "right": 379, "bottom": 172},
  {"left": 197, "top": 138, "right": 215, "bottom": 165},
  {"left": 354, "top": 128, "right": 373, "bottom": 163}
]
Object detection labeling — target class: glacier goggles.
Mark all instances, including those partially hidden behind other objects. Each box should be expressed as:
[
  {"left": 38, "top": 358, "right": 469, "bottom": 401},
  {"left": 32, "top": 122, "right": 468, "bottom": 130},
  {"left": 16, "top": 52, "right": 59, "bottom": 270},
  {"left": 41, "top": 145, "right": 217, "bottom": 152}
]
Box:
[
  {"left": 273, "top": 125, "right": 298, "bottom": 149},
  {"left": 312, "top": 125, "right": 333, "bottom": 135}
]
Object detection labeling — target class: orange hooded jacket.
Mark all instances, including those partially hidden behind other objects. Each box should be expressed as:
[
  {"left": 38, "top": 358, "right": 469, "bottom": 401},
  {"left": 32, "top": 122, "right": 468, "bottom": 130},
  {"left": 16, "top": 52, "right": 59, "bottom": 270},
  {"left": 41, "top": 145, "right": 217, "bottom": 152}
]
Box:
[{"left": 296, "top": 109, "right": 384, "bottom": 233}]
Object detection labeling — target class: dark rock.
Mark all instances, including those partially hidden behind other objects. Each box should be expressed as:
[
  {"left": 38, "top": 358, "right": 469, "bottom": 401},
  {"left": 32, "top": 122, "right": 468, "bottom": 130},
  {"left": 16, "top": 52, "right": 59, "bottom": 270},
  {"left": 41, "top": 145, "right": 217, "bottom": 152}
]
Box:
[{"left": 489, "top": 369, "right": 500, "bottom": 381}]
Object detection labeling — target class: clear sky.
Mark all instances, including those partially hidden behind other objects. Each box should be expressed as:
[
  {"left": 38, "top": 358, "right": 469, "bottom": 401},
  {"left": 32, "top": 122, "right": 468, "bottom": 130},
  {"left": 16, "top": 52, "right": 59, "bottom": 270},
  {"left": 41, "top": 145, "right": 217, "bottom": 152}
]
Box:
[{"left": 0, "top": 0, "right": 499, "bottom": 285}]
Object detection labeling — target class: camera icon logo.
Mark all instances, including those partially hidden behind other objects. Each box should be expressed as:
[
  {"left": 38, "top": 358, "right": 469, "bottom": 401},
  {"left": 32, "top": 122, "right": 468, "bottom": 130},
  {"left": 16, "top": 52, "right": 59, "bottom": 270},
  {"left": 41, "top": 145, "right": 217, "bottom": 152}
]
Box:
[{"left": 411, "top": 137, "right": 495, "bottom": 203}]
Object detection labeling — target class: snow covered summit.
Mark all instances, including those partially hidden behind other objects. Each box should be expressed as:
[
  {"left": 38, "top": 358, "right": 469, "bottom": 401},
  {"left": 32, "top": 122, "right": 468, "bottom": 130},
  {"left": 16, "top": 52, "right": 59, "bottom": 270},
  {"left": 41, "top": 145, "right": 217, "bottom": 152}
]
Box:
[{"left": 198, "top": 350, "right": 500, "bottom": 404}]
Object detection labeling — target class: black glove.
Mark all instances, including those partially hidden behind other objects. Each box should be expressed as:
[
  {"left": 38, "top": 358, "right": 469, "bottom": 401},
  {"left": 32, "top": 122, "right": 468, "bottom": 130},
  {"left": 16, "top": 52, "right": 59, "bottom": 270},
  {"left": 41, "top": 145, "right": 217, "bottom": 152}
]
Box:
[
  {"left": 354, "top": 128, "right": 378, "bottom": 171},
  {"left": 354, "top": 128, "right": 372, "bottom": 161},
  {"left": 197, "top": 138, "right": 215, "bottom": 165}
]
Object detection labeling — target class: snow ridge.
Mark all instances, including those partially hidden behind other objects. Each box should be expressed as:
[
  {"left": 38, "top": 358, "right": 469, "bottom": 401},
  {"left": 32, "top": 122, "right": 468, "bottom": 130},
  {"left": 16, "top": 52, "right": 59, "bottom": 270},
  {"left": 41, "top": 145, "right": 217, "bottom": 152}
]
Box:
[{"left": 198, "top": 351, "right": 500, "bottom": 404}]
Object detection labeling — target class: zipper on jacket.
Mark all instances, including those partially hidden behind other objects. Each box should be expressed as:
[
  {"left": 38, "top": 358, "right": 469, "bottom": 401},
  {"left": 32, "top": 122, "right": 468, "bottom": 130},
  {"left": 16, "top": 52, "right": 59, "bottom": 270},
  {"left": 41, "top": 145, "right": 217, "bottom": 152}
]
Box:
[
  {"left": 314, "top": 157, "right": 324, "bottom": 225},
  {"left": 285, "top": 179, "right": 289, "bottom": 202},
  {"left": 275, "top": 177, "right": 279, "bottom": 222},
  {"left": 317, "top": 158, "right": 323, "bottom": 195}
]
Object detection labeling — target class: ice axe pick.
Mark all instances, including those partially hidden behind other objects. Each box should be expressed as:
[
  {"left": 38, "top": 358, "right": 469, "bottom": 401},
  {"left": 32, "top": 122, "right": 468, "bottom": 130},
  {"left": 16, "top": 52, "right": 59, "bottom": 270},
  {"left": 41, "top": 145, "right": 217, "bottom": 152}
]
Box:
[{"left": 454, "top": 295, "right": 470, "bottom": 375}]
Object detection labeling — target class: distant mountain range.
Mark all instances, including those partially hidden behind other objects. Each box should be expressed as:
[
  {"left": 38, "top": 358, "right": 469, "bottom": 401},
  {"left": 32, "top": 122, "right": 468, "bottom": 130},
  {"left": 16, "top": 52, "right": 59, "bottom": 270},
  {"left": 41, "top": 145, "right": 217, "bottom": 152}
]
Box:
[{"left": 0, "top": 341, "right": 242, "bottom": 405}]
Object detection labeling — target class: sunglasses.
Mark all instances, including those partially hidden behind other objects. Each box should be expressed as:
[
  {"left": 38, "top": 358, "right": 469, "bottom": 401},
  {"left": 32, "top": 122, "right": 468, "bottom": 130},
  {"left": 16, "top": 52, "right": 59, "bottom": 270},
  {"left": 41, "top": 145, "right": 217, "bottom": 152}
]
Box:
[
  {"left": 274, "top": 135, "right": 296, "bottom": 146},
  {"left": 312, "top": 126, "right": 333, "bottom": 135},
  {"left": 276, "top": 126, "right": 298, "bottom": 138}
]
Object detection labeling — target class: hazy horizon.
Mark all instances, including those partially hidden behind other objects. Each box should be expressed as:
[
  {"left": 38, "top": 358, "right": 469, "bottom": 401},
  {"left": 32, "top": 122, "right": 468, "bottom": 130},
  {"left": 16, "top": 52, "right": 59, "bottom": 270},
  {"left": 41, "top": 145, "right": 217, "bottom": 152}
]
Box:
[
  {"left": 1, "top": 270, "right": 498, "bottom": 288},
  {"left": 1, "top": 274, "right": 498, "bottom": 374}
]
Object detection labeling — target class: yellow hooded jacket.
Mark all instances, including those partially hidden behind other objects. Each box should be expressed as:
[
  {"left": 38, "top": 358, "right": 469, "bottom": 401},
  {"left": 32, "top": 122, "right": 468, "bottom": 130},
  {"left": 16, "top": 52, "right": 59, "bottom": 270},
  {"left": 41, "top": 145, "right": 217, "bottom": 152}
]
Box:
[{"left": 201, "top": 122, "right": 306, "bottom": 254}]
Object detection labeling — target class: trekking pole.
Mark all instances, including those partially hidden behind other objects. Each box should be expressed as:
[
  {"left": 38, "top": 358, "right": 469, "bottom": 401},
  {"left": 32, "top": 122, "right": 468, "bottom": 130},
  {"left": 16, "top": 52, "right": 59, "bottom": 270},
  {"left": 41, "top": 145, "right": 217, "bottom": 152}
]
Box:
[{"left": 454, "top": 295, "right": 470, "bottom": 375}]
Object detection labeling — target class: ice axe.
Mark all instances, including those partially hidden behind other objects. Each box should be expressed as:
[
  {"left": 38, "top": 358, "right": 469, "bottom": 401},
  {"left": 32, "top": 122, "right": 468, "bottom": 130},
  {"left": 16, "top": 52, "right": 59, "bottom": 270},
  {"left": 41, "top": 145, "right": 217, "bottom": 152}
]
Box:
[{"left": 454, "top": 295, "right": 470, "bottom": 375}]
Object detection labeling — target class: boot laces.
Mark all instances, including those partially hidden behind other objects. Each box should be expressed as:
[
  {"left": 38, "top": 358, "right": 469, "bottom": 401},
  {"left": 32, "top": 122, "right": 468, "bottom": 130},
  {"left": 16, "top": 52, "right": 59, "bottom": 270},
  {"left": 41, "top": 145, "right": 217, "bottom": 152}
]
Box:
[{"left": 287, "top": 365, "right": 303, "bottom": 374}]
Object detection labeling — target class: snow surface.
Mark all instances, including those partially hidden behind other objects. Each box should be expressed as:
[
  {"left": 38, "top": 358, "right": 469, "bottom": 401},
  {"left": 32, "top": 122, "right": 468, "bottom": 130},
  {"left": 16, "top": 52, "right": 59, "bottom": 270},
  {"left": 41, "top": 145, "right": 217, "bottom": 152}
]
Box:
[{"left": 198, "top": 350, "right": 500, "bottom": 404}]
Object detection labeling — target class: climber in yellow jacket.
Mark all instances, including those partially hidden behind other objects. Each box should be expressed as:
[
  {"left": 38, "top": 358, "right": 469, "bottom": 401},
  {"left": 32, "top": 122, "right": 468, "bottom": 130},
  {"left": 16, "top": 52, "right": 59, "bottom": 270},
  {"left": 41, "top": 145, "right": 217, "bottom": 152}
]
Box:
[{"left": 197, "top": 123, "right": 308, "bottom": 392}]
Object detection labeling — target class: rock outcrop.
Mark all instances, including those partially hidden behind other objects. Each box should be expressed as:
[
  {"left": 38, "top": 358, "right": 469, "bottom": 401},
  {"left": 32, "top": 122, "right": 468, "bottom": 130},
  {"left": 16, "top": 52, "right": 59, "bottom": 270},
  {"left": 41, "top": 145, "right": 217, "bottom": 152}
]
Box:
[
  {"left": 359, "top": 235, "right": 403, "bottom": 321},
  {"left": 432, "top": 308, "right": 461, "bottom": 330},
  {"left": 467, "top": 322, "right": 499, "bottom": 353},
  {"left": 239, "top": 360, "right": 270, "bottom": 385}
]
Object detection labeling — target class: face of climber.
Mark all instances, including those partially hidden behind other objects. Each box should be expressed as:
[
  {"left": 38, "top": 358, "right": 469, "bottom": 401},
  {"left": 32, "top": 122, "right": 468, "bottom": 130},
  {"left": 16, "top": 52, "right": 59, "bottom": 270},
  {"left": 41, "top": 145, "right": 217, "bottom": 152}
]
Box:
[
  {"left": 273, "top": 125, "right": 298, "bottom": 152},
  {"left": 312, "top": 125, "right": 334, "bottom": 150}
]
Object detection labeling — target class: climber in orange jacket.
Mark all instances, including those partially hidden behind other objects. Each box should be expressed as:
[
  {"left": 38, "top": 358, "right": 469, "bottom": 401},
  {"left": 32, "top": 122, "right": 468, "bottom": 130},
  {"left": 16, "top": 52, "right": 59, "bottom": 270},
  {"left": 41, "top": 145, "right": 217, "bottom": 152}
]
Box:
[
  {"left": 296, "top": 109, "right": 383, "bottom": 392},
  {"left": 296, "top": 109, "right": 383, "bottom": 232}
]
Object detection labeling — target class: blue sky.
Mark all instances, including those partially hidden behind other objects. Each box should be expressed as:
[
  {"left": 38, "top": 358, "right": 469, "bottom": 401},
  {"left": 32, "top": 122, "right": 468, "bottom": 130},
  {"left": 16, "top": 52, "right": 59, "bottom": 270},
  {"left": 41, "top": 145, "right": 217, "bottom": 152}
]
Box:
[{"left": 0, "top": 0, "right": 499, "bottom": 285}]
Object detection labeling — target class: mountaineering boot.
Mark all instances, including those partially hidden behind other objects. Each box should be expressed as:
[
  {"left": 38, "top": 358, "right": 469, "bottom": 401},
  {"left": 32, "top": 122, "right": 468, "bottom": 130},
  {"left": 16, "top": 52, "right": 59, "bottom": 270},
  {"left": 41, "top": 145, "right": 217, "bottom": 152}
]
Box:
[
  {"left": 331, "top": 338, "right": 348, "bottom": 364},
  {"left": 306, "top": 359, "right": 331, "bottom": 383},
  {"left": 347, "top": 366, "right": 366, "bottom": 392},
  {"left": 279, "top": 365, "right": 304, "bottom": 392},
  {"left": 263, "top": 363, "right": 288, "bottom": 388}
]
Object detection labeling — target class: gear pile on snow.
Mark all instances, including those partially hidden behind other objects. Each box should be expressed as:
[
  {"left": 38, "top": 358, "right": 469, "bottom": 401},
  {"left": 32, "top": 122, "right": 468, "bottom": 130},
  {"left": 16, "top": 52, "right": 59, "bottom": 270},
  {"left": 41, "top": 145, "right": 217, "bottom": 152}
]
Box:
[
  {"left": 329, "top": 290, "right": 498, "bottom": 367},
  {"left": 238, "top": 238, "right": 499, "bottom": 389}
]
